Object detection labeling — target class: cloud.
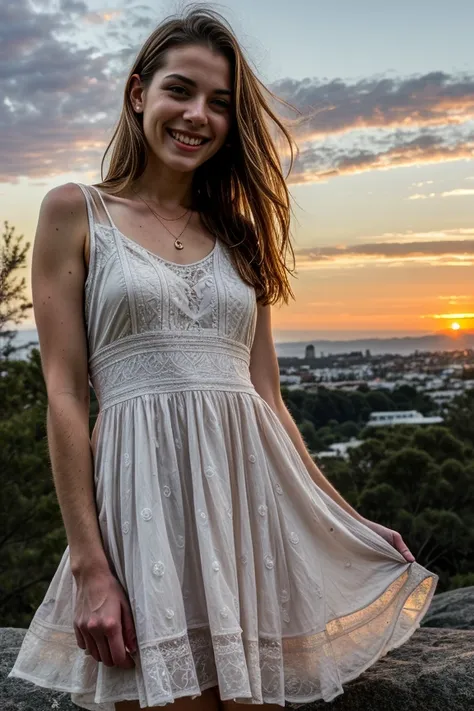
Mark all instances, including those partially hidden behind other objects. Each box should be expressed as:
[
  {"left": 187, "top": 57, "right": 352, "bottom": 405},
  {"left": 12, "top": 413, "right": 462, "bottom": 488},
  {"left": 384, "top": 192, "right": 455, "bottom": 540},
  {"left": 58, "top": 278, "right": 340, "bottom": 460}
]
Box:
[
  {"left": 279, "top": 70, "right": 474, "bottom": 182},
  {"left": 289, "top": 127, "right": 474, "bottom": 183},
  {"left": 438, "top": 294, "right": 472, "bottom": 303},
  {"left": 0, "top": 0, "right": 148, "bottom": 183},
  {"left": 276, "top": 71, "right": 474, "bottom": 138},
  {"left": 407, "top": 187, "right": 474, "bottom": 200},
  {"left": 1, "top": 2, "right": 474, "bottom": 184},
  {"left": 294, "top": 232, "right": 474, "bottom": 271},
  {"left": 432, "top": 312, "right": 474, "bottom": 319},
  {"left": 84, "top": 11, "right": 123, "bottom": 25},
  {"left": 441, "top": 188, "right": 474, "bottom": 197}
]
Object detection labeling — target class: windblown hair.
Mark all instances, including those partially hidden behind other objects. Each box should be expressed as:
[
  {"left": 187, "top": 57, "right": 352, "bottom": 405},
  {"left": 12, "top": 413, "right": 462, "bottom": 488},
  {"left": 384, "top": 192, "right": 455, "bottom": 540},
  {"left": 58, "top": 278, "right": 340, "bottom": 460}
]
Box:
[{"left": 96, "top": 3, "right": 301, "bottom": 305}]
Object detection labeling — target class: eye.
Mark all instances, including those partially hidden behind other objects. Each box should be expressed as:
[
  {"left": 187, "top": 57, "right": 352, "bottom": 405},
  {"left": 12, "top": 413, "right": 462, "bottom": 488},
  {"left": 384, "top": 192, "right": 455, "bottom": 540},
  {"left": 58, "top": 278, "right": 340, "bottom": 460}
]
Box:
[
  {"left": 167, "top": 85, "right": 230, "bottom": 109},
  {"left": 168, "top": 85, "right": 188, "bottom": 96},
  {"left": 214, "top": 99, "right": 230, "bottom": 109}
]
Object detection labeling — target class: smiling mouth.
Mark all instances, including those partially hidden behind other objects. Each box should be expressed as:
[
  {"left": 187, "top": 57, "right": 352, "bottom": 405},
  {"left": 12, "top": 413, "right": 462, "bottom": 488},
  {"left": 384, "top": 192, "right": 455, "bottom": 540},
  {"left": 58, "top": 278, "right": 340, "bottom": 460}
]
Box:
[{"left": 166, "top": 128, "right": 211, "bottom": 147}]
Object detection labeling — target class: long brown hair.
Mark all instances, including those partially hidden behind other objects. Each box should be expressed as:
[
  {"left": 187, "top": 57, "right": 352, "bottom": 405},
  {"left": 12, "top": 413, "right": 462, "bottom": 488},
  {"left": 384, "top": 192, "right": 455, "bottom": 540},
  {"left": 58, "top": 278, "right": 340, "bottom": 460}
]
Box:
[{"left": 96, "top": 4, "right": 301, "bottom": 305}]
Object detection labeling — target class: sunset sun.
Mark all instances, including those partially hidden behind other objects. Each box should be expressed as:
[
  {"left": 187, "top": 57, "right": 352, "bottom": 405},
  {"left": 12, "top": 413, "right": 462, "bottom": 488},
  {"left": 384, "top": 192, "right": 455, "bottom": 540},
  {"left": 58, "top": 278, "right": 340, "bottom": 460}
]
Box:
[{"left": 451, "top": 322, "right": 461, "bottom": 331}]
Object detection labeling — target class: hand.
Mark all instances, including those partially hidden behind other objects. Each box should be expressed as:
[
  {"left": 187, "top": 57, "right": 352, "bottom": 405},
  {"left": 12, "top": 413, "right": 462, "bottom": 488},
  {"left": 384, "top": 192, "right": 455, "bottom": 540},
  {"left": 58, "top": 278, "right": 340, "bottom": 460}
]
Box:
[
  {"left": 73, "top": 569, "right": 137, "bottom": 668},
  {"left": 360, "top": 518, "right": 416, "bottom": 563}
]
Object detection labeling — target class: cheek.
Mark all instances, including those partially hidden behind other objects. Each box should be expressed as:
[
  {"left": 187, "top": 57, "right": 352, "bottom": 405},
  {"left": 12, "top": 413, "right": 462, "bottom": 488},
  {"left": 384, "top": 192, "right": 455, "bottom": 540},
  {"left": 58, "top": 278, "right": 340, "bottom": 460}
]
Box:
[
  {"left": 214, "top": 114, "right": 232, "bottom": 140},
  {"left": 146, "top": 101, "right": 180, "bottom": 130}
]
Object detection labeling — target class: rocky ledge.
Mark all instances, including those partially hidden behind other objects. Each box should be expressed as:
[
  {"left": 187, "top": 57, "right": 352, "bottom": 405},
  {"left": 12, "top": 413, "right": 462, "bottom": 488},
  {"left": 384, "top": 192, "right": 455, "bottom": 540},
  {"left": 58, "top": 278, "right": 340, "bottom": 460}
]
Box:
[{"left": 2, "top": 588, "right": 474, "bottom": 711}]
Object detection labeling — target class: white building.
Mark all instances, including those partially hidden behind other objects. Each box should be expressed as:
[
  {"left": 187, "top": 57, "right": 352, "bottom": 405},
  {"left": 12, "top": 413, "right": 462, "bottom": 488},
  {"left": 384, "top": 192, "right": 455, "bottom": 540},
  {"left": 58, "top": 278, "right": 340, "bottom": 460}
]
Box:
[
  {"left": 317, "top": 438, "right": 363, "bottom": 461},
  {"left": 429, "top": 390, "right": 461, "bottom": 406},
  {"left": 280, "top": 374, "right": 302, "bottom": 384},
  {"left": 366, "top": 410, "right": 443, "bottom": 427}
]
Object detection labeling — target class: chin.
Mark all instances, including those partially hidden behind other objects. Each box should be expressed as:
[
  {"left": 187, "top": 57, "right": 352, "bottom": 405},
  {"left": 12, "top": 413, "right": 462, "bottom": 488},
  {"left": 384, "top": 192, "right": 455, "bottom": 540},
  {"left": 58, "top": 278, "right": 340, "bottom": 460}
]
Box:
[{"left": 166, "top": 158, "right": 201, "bottom": 173}]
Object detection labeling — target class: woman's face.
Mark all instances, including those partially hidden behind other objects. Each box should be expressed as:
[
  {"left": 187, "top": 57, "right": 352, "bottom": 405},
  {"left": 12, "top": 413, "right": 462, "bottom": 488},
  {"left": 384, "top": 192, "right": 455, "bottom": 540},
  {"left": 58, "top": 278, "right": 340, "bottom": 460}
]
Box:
[{"left": 130, "top": 44, "right": 233, "bottom": 173}]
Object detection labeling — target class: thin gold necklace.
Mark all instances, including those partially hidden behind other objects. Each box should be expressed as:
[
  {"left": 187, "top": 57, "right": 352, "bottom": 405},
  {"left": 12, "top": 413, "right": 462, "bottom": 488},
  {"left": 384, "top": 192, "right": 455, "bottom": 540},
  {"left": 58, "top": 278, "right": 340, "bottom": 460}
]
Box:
[
  {"left": 132, "top": 188, "right": 193, "bottom": 250},
  {"left": 131, "top": 186, "right": 189, "bottom": 221}
]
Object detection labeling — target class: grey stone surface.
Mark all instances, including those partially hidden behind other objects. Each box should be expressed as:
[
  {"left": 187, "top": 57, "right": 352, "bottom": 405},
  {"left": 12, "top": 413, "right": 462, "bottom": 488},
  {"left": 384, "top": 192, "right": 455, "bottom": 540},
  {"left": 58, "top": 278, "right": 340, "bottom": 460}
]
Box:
[
  {"left": 303, "top": 627, "right": 474, "bottom": 710},
  {"left": 422, "top": 585, "right": 474, "bottom": 630},
  {"left": 2, "top": 627, "right": 75, "bottom": 711}
]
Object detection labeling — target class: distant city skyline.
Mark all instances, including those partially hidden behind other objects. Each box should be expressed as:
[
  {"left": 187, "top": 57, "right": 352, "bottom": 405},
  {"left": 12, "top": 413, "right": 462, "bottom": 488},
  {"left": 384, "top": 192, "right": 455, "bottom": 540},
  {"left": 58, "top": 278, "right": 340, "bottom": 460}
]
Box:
[
  {"left": 11, "top": 326, "right": 474, "bottom": 359},
  {"left": 2, "top": 0, "right": 474, "bottom": 337}
]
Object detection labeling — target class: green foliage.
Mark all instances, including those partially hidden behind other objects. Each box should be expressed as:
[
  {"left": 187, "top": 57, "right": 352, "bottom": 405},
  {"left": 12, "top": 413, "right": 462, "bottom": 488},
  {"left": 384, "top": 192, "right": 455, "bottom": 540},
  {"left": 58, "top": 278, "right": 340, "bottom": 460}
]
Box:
[
  {"left": 0, "top": 351, "right": 67, "bottom": 627},
  {"left": 0, "top": 221, "right": 33, "bottom": 358},
  {"left": 0, "top": 339, "right": 99, "bottom": 627},
  {"left": 445, "top": 389, "right": 474, "bottom": 447},
  {"left": 282, "top": 381, "right": 474, "bottom": 590},
  {"left": 322, "top": 415, "right": 474, "bottom": 590}
]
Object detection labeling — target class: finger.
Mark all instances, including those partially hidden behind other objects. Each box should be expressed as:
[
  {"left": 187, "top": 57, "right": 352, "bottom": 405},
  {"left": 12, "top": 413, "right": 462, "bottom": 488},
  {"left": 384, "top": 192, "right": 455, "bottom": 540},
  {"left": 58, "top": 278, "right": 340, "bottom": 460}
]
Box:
[
  {"left": 105, "top": 607, "right": 134, "bottom": 669},
  {"left": 396, "top": 538, "right": 415, "bottom": 562},
  {"left": 108, "top": 627, "right": 135, "bottom": 669},
  {"left": 121, "top": 600, "right": 138, "bottom": 654},
  {"left": 92, "top": 629, "right": 115, "bottom": 667},
  {"left": 83, "top": 632, "right": 101, "bottom": 663},
  {"left": 74, "top": 622, "right": 87, "bottom": 651}
]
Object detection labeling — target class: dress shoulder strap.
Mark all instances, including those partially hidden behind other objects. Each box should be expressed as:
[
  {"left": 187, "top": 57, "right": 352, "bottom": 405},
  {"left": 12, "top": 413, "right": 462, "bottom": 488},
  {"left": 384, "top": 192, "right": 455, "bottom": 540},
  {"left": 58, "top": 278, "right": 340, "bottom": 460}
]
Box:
[
  {"left": 75, "top": 183, "right": 105, "bottom": 287},
  {"left": 88, "top": 185, "right": 116, "bottom": 230},
  {"left": 75, "top": 183, "right": 115, "bottom": 229}
]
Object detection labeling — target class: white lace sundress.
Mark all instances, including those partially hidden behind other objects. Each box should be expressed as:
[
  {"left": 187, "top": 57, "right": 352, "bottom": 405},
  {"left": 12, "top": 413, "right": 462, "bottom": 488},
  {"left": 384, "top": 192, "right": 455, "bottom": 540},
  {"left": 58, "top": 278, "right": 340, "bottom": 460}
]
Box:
[{"left": 8, "top": 183, "right": 438, "bottom": 710}]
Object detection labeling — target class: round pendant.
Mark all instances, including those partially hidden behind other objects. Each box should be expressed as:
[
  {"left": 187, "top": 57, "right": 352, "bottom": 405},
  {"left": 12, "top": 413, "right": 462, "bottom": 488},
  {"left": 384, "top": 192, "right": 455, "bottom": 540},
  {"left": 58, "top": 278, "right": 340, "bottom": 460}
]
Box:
[{"left": 174, "top": 239, "right": 184, "bottom": 250}]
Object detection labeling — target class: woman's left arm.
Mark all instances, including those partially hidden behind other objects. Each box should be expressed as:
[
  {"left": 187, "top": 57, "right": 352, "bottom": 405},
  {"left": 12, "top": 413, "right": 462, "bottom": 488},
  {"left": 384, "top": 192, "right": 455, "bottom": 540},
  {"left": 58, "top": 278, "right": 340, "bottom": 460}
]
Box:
[{"left": 249, "top": 303, "right": 415, "bottom": 562}]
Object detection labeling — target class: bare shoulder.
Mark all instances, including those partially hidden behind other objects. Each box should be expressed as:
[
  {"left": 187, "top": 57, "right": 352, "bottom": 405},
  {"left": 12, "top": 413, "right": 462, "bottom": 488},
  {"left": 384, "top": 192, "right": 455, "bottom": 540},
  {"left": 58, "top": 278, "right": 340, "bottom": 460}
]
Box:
[{"left": 39, "top": 182, "right": 87, "bottom": 237}]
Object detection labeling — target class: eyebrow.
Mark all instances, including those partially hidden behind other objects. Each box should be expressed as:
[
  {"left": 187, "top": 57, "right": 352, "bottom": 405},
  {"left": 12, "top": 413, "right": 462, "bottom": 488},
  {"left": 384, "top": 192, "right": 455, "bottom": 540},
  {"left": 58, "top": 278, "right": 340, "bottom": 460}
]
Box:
[{"left": 163, "top": 73, "right": 232, "bottom": 96}]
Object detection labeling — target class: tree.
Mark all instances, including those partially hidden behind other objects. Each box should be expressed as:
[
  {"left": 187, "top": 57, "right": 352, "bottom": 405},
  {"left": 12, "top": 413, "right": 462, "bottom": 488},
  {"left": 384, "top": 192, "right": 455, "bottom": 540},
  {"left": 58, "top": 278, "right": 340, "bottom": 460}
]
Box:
[
  {"left": 0, "top": 390, "right": 67, "bottom": 627},
  {"left": 0, "top": 221, "right": 33, "bottom": 358},
  {"left": 445, "top": 390, "right": 474, "bottom": 447},
  {"left": 322, "top": 424, "right": 474, "bottom": 590}
]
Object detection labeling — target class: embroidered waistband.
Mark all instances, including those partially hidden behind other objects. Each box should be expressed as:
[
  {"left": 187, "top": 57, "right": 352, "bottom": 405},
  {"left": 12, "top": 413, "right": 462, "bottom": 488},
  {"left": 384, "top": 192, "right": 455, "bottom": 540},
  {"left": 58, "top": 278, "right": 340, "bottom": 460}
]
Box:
[{"left": 89, "top": 331, "right": 255, "bottom": 409}]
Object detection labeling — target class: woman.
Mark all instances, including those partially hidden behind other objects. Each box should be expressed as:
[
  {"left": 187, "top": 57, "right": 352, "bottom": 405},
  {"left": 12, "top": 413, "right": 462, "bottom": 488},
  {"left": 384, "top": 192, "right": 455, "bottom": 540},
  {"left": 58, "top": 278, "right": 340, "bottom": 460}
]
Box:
[{"left": 8, "top": 6, "right": 438, "bottom": 710}]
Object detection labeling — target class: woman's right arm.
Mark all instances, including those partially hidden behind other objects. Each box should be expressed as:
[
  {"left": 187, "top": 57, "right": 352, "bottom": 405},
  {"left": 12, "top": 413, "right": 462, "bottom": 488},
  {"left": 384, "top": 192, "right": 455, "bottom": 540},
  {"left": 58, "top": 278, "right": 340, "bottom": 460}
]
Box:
[
  {"left": 32, "top": 184, "right": 136, "bottom": 667},
  {"left": 32, "top": 183, "right": 109, "bottom": 577}
]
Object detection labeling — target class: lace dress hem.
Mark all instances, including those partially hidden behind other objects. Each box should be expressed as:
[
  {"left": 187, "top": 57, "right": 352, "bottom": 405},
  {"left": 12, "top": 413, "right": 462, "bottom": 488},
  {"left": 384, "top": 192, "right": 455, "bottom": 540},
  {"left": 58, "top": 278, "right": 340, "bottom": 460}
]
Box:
[{"left": 8, "top": 561, "right": 437, "bottom": 709}]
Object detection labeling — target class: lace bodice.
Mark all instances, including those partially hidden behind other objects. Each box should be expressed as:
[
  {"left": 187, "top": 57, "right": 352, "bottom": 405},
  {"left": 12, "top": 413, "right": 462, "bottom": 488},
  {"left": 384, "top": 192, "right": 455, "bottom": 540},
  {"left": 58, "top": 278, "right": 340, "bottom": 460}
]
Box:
[{"left": 77, "top": 184, "right": 258, "bottom": 359}]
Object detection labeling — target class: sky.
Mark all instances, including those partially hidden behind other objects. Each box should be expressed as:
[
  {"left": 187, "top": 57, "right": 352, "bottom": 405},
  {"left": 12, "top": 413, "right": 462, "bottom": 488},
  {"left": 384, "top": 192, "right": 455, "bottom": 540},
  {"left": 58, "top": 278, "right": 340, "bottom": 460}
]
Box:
[{"left": 2, "top": 0, "right": 474, "bottom": 342}]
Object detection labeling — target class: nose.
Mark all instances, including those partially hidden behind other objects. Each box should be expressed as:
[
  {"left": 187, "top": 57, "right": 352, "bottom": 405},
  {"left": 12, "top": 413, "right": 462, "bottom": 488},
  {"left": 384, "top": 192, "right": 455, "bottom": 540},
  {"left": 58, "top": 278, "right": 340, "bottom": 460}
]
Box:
[{"left": 182, "top": 96, "right": 208, "bottom": 127}]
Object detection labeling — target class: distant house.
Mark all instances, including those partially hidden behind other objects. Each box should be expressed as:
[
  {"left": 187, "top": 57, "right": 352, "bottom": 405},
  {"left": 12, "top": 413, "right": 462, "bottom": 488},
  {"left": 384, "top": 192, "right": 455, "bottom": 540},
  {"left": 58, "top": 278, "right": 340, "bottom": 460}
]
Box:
[
  {"left": 429, "top": 390, "right": 460, "bottom": 406},
  {"left": 366, "top": 410, "right": 443, "bottom": 427},
  {"left": 316, "top": 437, "right": 363, "bottom": 461}
]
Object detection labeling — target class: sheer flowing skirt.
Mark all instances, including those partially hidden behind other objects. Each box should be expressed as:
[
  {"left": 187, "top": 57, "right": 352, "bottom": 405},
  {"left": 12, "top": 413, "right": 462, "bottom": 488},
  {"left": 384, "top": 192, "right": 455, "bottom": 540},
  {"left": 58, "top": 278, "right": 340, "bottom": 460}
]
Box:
[{"left": 8, "top": 389, "right": 438, "bottom": 709}]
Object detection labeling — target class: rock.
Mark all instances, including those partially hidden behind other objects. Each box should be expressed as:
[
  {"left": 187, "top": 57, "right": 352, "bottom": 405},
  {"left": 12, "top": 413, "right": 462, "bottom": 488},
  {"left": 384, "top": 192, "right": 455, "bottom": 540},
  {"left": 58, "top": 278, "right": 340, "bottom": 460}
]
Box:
[
  {"left": 2, "top": 628, "right": 75, "bottom": 710},
  {"left": 3, "top": 626, "right": 474, "bottom": 711},
  {"left": 302, "top": 627, "right": 474, "bottom": 710},
  {"left": 422, "top": 585, "right": 474, "bottom": 630}
]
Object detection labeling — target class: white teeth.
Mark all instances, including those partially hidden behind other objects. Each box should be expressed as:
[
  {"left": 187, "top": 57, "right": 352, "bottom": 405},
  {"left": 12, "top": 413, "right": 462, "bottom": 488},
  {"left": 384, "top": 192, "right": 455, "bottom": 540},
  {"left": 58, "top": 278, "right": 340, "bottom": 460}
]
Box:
[{"left": 170, "top": 130, "right": 205, "bottom": 146}]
